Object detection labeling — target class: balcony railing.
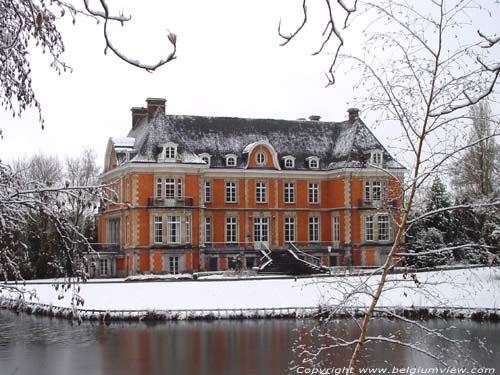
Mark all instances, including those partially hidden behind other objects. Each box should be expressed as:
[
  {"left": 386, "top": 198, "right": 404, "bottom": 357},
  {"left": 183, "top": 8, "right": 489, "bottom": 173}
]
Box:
[
  {"left": 148, "top": 196, "right": 194, "bottom": 207},
  {"left": 203, "top": 241, "right": 342, "bottom": 251}
]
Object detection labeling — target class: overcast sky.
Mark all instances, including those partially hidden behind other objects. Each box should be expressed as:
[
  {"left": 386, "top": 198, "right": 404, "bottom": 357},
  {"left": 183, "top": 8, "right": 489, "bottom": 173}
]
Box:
[{"left": 0, "top": 0, "right": 497, "bottom": 169}]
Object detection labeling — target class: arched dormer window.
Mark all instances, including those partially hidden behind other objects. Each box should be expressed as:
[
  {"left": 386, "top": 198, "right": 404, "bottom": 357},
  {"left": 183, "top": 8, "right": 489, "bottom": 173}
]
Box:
[
  {"left": 225, "top": 154, "right": 238, "bottom": 167},
  {"left": 306, "top": 156, "right": 320, "bottom": 169},
  {"left": 282, "top": 156, "right": 295, "bottom": 169},
  {"left": 159, "top": 142, "right": 178, "bottom": 162},
  {"left": 199, "top": 153, "right": 211, "bottom": 166}
]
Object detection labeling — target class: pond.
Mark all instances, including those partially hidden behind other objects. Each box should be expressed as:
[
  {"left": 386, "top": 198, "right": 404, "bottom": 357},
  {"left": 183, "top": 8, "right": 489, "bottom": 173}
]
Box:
[{"left": 0, "top": 310, "right": 498, "bottom": 375}]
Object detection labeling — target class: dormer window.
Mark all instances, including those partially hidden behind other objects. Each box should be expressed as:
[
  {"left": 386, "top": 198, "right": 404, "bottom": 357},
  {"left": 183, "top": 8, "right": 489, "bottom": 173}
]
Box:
[
  {"left": 159, "top": 142, "right": 178, "bottom": 162},
  {"left": 199, "top": 153, "right": 211, "bottom": 166},
  {"left": 370, "top": 151, "right": 383, "bottom": 166},
  {"left": 307, "top": 156, "right": 320, "bottom": 169},
  {"left": 282, "top": 156, "right": 295, "bottom": 169},
  {"left": 256, "top": 151, "right": 266, "bottom": 166},
  {"left": 225, "top": 154, "right": 237, "bottom": 167}
]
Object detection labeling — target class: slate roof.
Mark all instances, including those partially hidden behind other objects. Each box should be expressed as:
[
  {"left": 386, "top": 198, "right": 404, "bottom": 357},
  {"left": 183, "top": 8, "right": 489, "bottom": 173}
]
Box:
[{"left": 108, "top": 112, "right": 405, "bottom": 171}]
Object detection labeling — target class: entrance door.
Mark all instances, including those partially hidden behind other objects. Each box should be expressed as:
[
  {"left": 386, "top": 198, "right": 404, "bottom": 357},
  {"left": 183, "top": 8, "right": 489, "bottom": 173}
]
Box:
[{"left": 253, "top": 217, "right": 269, "bottom": 249}]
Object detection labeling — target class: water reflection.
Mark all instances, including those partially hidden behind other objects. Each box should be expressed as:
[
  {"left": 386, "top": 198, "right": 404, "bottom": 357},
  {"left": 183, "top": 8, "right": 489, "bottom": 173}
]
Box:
[{"left": 0, "top": 310, "right": 498, "bottom": 375}]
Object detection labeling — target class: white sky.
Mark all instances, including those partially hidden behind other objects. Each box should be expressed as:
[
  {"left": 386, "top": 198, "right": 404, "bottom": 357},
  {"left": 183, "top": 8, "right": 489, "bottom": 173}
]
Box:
[
  {"left": 0, "top": 0, "right": 371, "bottom": 166},
  {"left": 0, "top": 0, "right": 498, "bottom": 170}
]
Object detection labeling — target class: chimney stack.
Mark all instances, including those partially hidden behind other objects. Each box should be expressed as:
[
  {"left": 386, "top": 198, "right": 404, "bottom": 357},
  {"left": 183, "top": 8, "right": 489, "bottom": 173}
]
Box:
[
  {"left": 308, "top": 115, "right": 321, "bottom": 121},
  {"left": 146, "top": 97, "right": 166, "bottom": 119},
  {"left": 347, "top": 108, "right": 360, "bottom": 124},
  {"left": 131, "top": 107, "right": 148, "bottom": 130}
]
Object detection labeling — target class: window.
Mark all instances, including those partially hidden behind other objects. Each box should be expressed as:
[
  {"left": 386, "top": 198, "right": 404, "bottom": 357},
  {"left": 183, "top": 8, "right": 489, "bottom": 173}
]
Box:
[
  {"left": 204, "top": 180, "right": 212, "bottom": 203},
  {"left": 125, "top": 177, "right": 130, "bottom": 202},
  {"left": 168, "top": 256, "right": 179, "bottom": 274},
  {"left": 99, "top": 259, "right": 109, "bottom": 276},
  {"left": 225, "top": 181, "right": 237, "bottom": 203},
  {"left": 365, "top": 215, "right": 374, "bottom": 241},
  {"left": 256, "top": 151, "right": 266, "bottom": 165},
  {"left": 309, "top": 216, "right": 320, "bottom": 242},
  {"left": 108, "top": 218, "right": 120, "bottom": 244},
  {"left": 308, "top": 157, "right": 319, "bottom": 169},
  {"left": 177, "top": 178, "right": 183, "bottom": 199},
  {"left": 365, "top": 180, "right": 384, "bottom": 202},
  {"left": 165, "top": 178, "right": 175, "bottom": 199},
  {"left": 284, "top": 217, "right": 296, "bottom": 242},
  {"left": 283, "top": 156, "right": 295, "bottom": 168},
  {"left": 332, "top": 216, "right": 340, "bottom": 242},
  {"left": 255, "top": 181, "right": 267, "bottom": 203},
  {"left": 308, "top": 183, "right": 320, "bottom": 204},
  {"left": 154, "top": 215, "right": 163, "bottom": 243},
  {"left": 186, "top": 215, "right": 191, "bottom": 244},
  {"left": 371, "top": 152, "right": 383, "bottom": 166},
  {"left": 226, "top": 154, "right": 237, "bottom": 167},
  {"left": 167, "top": 215, "right": 181, "bottom": 243},
  {"left": 159, "top": 143, "right": 178, "bottom": 162},
  {"left": 378, "top": 215, "right": 389, "bottom": 241},
  {"left": 156, "top": 177, "right": 162, "bottom": 198},
  {"left": 200, "top": 153, "right": 211, "bottom": 166},
  {"left": 125, "top": 216, "right": 130, "bottom": 245},
  {"left": 284, "top": 182, "right": 295, "bottom": 204},
  {"left": 226, "top": 217, "right": 238, "bottom": 243},
  {"left": 204, "top": 217, "right": 212, "bottom": 244}
]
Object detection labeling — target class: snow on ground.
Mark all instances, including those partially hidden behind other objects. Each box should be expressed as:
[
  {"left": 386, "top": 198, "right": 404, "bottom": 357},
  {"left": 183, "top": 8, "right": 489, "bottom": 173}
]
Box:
[{"left": 3, "top": 267, "right": 500, "bottom": 311}]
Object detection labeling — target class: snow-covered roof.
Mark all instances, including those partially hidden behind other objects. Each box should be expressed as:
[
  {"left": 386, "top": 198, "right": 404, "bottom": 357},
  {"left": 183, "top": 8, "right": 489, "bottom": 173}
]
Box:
[{"left": 105, "top": 112, "right": 405, "bottom": 171}]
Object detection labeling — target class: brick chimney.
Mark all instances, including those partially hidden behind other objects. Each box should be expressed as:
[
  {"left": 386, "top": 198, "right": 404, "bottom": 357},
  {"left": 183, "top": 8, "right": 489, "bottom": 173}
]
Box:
[
  {"left": 146, "top": 97, "right": 166, "bottom": 119},
  {"left": 131, "top": 107, "right": 147, "bottom": 130},
  {"left": 347, "top": 108, "right": 360, "bottom": 124}
]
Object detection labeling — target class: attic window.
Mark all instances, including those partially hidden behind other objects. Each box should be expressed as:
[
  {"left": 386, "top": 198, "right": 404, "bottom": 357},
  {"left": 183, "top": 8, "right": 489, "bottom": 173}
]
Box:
[
  {"left": 200, "top": 153, "right": 211, "bottom": 166},
  {"left": 159, "top": 142, "right": 178, "bottom": 162},
  {"left": 225, "top": 154, "right": 237, "bottom": 167},
  {"left": 256, "top": 151, "right": 266, "bottom": 166},
  {"left": 370, "top": 151, "right": 383, "bottom": 166},
  {"left": 283, "top": 156, "right": 295, "bottom": 169},
  {"left": 307, "top": 157, "right": 319, "bottom": 169}
]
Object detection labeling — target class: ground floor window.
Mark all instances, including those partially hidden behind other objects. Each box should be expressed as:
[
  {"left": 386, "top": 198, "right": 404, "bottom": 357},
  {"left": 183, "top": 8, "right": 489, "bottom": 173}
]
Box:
[
  {"left": 168, "top": 256, "right": 179, "bottom": 274},
  {"left": 99, "top": 259, "right": 109, "bottom": 276},
  {"left": 208, "top": 257, "right": 218, "bottom": 271},
  {"left": 246, "top": 257, "right": 255, "bottom": 269},
  {"left": 329, "top": 255, "right": 338, "bottom": 267}
]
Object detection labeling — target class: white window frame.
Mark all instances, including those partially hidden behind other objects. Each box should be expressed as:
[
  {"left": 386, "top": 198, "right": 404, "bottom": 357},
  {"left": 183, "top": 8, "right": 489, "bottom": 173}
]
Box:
[
  {"left": 365, "top": 215, "right": 374, "bottom": 242},
  {"left": 225, "top": 154, "right": 238, "bottom": 167},
  {"left": 99, "top": 259, "right": 109, "bottom": 276},
  {"left": 225, "top": 181, "right": 238, "bottom": 203},
  {"left": 185, "top": 215, "right": 191, "bottom": 244},
  {"left": 154, "top": 215, "right": 163, "bottom": 244},
  {"left": 332, "top": 216, "right": 340, "bottom": 242},
  {"left": 204, "top": 216, "right": 212, "bottom": 244},
  {"left": 168, "top": 256, "right": 179, "bottom": 274},
  {"left": 177, "top": 178, "right": 183, "bottom": 200},
  {"left": 378, "top": 215, "right": 390, "bottom": 241},
  {"left": 284, "top": 182, "right": 295, "bottom": 204},
  {"left": 256, "top": 151, "right": 266, "bottom": 165},
  {"left": 156, "top": 177, "right": 162, "bottom": 198},
  {"left": 255, "top": 181, "right": 267, "bottom": 204},
  {"left": 225, "top": 216, "right": 238, "bottom": 243},
  {"left": 159, "top": 142, "right": 178, "bottom": 162},
  {"left": 204, "top": 180, "right": 212, "bottom": 203},
  {"left": 308, "top": 182, "right": 320, "bottom": 204},
  {"left": 307, "top": 156, "right": 320, "bottom": 169},
  {"left": 283, "top": 156, "right": 295, "bottom": 168},
  {"left": 200, "top": 153, "right": 211, "bottom": 166},
  {"left": 165, "top": 178, "right": 175, "bottom": 199},
  {"left": 284, "top": 216, "right": 296, "bottom": 243},
  {"left": 167, "top": 215, "right": 181, "bottom": 244},
  {"left": 371, "top": 151, "right": 383, "bottom": 166},
  {"left": 308, "top": 216, "right": 320, "bottom": 243}
]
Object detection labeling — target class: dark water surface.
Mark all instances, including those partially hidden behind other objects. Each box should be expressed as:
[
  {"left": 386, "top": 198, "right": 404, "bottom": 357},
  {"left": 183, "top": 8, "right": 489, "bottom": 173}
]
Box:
[{"left": 0, "top": 309, "right": 498, "bottom": 375}]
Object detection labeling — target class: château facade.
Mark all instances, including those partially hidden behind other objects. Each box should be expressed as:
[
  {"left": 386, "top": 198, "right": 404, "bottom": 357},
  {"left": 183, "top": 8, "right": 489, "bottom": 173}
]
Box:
[{"left": 95, "top": 98, "right": 405, "bottom": 277}]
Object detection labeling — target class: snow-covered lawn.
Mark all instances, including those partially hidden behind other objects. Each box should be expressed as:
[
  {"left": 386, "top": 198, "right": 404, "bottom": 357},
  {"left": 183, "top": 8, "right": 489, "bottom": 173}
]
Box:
[{"left": 3, "top": 267, "right": 499, "bottom": 311}]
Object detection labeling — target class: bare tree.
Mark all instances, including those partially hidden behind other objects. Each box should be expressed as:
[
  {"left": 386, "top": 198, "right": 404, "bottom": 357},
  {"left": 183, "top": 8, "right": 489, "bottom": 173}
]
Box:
[
  {"left": 282, "top": 0, "right": 500, "bottom": 370},
  {"left": 0, "top": 0, "right": 177, "bottom": 132}
]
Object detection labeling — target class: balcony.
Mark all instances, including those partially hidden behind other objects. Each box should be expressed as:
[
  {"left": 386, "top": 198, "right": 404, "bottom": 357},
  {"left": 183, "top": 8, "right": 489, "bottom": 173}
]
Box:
[
  {"left": 90, "top": 243, "right": 121, "bottom": 253},
  {"left": 148, "top": 196, "right": 194, "bottom": 208}
]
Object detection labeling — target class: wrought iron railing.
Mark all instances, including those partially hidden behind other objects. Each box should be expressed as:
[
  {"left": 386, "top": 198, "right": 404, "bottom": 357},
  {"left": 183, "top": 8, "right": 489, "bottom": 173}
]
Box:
[{"left": 148, "top": 196, "right": 194, "bottom": 207}]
